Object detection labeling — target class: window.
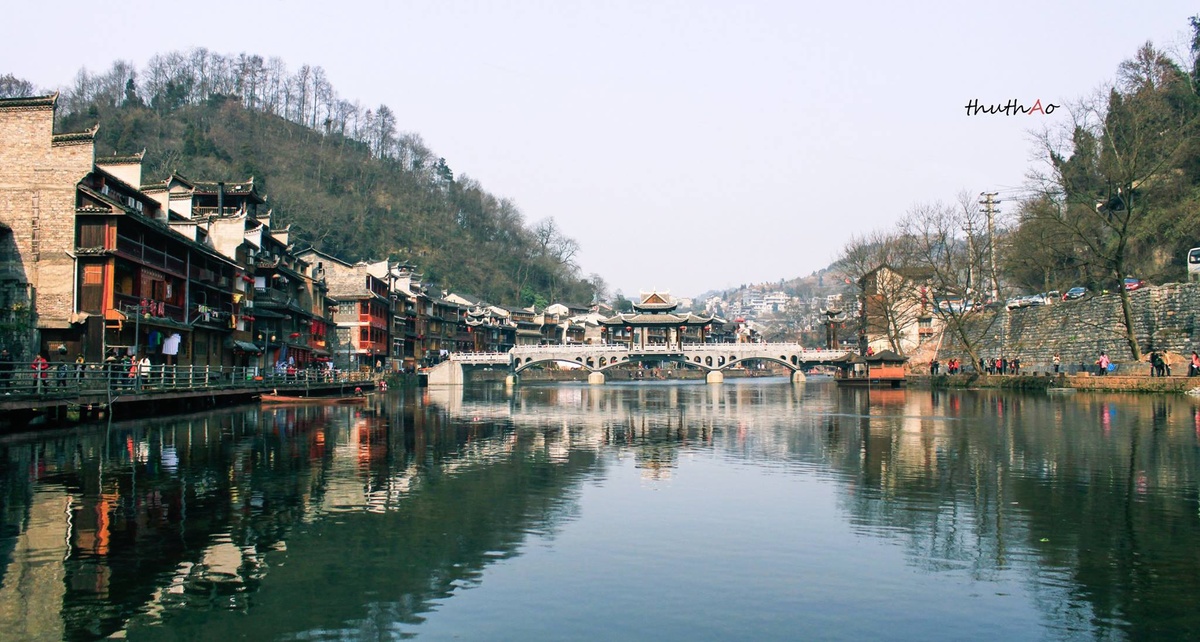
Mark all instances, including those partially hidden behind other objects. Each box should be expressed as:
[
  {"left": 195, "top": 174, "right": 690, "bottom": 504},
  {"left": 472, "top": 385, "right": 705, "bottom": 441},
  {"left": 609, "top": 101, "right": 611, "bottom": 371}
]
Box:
[
  {"left": 78, "top": 221, "right": 106, "bottom": 248},
  {"left": 80, "top": 265, "right": 104, "bottom": 313}
]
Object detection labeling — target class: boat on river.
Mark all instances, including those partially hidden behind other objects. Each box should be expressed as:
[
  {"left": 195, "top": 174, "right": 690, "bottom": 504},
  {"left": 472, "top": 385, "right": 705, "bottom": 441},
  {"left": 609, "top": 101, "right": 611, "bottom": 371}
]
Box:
[{"left": 260, "top": 392, "right": 370, "bottom": 405}]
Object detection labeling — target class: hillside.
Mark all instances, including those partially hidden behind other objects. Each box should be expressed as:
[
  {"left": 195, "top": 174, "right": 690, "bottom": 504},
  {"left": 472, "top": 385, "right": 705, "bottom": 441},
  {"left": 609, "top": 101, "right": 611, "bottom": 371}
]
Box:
[{"left": 26, "top": 52, "right": 596, "bottom": 307}]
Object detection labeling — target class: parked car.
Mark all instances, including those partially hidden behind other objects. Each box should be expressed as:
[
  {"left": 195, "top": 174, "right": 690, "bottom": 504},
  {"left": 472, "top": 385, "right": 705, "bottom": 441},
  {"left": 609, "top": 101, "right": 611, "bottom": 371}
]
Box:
[
  {"left": 1122, "top": 278, "right": 1146, "bottom": 291},
  {"left": 1006, "top": 295, "right": 1045, "bottom": 310},
  {"left": 1063, "top": 286, "right": 1088, "bottom": 300}
]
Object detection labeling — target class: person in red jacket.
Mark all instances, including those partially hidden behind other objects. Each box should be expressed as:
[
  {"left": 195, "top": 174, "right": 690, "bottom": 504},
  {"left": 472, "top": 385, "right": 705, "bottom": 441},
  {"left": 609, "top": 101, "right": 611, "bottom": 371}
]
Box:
[{"left": 31, "top": 353, "right": 49, "bottom": 393}]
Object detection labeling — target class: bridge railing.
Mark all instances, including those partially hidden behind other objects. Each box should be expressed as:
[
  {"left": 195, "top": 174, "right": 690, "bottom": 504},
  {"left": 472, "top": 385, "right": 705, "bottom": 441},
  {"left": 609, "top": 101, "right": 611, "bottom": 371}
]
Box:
[
  {"left": 510, "top": 343, "right": 628, "bottom": 352},
  {"left": 450, "top": 352, "right": 510, "bottom": 363}
]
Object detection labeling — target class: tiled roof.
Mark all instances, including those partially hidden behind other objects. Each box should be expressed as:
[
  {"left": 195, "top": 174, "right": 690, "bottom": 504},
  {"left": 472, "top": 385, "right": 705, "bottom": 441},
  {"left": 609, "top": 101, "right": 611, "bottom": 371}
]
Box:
[
  {"left": 52, "top": 125, "right": 98, "bottom": 146},
  {"left": 96, "top": 150, "right": 144, "bottom": 165},
  {"left": 0, "top": 94, "right": 56, "bottom": 111},
  {"left": 601, "top": 312, "right": 714, "bottom": 326},
  {"left": 193, "top": 178, "right": 260, "bottom": 196}
]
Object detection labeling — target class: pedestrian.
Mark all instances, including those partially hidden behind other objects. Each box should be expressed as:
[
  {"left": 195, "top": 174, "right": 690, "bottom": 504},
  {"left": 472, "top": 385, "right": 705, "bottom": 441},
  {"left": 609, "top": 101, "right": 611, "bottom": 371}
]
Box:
[
  {"left": 31, "top": 353, "right": 49, "bottom": 393},
  {"left": 1013, "top": 356, "right": 1021, "bottom": 375},
  {"left": 138, "top": 355, "right": 152, "bottom": 388},
  {"left": 1098, "top": 352, "right": 1110, "bottom": 376},
  {"left": 1190, "top": 352, "right": 1200, "bottom": 377},
  {"left": 1053, "top": 353, "right": 1061, "bottom": 374},
  {"left": 75, "top": 354, "right": 85, "bottom": 381},
  {"left": 0, "top": 348, "right": 12, "bottom": 390},
  {"left": 56, "top": 362, "right": 69, "bottom": 387}
]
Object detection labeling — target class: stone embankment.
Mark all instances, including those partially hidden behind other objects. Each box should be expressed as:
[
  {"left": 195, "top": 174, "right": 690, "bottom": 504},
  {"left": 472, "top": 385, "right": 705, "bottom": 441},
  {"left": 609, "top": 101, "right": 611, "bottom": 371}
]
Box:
[
  {"left": 909, "top": 373, "right": 1199, "bottom": 393},
  {"left": 936, "top": 282, "right": 1200, "bottom": 375}
]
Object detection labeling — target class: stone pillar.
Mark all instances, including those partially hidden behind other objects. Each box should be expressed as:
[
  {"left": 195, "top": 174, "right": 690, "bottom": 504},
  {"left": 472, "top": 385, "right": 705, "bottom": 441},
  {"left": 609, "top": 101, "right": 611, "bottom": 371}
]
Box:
[
  {"left": 427, "top": 361, "right": 464, "bottom": 385},
  {"left": 706, "top": 370, "right": 724, "bottom": 384},
  {"left": 587, "top": 371, "right": 606, "bottom": 385},
  {"left": 791, "top": 370, "right": 806, "bottom": 383}
]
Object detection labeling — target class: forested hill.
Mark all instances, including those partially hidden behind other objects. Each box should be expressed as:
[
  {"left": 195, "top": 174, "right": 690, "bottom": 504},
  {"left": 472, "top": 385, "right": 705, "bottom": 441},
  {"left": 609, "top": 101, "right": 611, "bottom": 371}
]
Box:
[{"left": 20, "top": 50, "right": 599, "bottom": 307}]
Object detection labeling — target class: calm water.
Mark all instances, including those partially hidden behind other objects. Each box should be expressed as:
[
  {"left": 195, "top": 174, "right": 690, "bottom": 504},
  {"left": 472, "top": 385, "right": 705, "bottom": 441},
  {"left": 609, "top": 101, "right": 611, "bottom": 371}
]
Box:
[{"left": 1, "top": 379, "right": 1199, "bottom": 641}]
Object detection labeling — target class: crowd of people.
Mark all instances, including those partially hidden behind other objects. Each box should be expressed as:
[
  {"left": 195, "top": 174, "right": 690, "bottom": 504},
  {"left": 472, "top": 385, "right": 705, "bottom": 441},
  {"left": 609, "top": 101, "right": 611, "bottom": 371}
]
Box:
[
  {"left": 928, "top": 355, "right": 1023, "bottom": 375},
  {"left": 925, "top": 350, "right": 1200, "bottom": 378}
]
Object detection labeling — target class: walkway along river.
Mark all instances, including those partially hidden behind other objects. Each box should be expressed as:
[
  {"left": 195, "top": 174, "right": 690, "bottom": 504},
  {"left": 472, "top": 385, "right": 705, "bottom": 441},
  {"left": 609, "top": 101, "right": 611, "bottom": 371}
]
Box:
[
  {"left": 0, "top": 361, "right": 376, "bottom": 428},
  {"left": 0, "top": 379, "right": 1197, "bottom": 640}
]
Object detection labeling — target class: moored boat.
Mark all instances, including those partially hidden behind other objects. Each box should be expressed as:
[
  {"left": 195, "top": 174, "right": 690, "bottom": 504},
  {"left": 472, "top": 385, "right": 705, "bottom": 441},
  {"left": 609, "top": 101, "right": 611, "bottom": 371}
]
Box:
[{"left": 260, "top": 393, "right": 370, "bottom": 404}]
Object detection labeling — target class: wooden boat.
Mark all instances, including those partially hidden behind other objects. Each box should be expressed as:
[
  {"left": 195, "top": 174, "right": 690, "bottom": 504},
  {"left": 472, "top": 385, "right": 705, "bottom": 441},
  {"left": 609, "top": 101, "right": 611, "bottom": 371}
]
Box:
[{"left": 260, "top": 393, "right": 370, "bottom": 405}]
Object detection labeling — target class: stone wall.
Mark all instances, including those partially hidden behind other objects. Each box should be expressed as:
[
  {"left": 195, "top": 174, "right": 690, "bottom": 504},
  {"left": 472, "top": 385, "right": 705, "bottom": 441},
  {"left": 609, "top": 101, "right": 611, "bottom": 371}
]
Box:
[{"left": 936, "top": 283, "right": 1200, "bottom": 371}]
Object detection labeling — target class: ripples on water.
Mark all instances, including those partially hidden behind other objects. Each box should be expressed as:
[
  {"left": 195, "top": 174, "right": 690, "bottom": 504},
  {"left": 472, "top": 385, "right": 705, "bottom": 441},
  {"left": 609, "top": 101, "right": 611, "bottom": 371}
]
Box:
[{"left": 0, "top": 380, "right": 1198, "bottom": 640}]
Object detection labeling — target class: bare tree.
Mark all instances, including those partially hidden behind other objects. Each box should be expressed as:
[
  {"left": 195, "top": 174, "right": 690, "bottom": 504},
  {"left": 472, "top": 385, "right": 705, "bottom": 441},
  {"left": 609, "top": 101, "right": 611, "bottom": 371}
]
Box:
[
  {"left": 900, "top": 196, "right": 1003, "bottom": 370},
  {"left": 1027, "top": 42, "right": 1199, "bottom": 359},
  {"left": 836, "top": 230, "right": 923, "bottom": 355},
  {"left": 0, "top": 73, "right": 35, "bottom": 98}
]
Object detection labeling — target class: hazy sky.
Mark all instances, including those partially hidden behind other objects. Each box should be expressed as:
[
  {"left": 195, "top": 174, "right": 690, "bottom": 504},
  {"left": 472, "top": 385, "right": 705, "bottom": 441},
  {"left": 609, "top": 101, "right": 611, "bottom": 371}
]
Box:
[{"left": 4, "top": 1, "right": 1196, "bottom": 298}]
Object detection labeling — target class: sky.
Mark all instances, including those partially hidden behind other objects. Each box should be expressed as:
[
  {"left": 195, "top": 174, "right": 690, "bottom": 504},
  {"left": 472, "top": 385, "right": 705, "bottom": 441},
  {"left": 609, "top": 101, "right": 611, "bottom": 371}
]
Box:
[{"left": 4, "top": 1, "right": 1197, "bottom": 299}]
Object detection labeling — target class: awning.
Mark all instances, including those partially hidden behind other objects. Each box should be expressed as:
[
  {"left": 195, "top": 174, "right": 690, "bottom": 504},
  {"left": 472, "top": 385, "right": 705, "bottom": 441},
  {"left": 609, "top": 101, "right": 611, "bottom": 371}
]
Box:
[{"left": 230, "top": 340, "right": 263, "bottom": 354}]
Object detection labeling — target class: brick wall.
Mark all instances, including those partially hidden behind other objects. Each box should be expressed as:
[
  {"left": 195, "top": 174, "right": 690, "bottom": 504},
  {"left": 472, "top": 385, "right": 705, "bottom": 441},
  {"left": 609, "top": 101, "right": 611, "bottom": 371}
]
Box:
[{"left": 0, "top": 97, "right": 94, "bottom": 334}]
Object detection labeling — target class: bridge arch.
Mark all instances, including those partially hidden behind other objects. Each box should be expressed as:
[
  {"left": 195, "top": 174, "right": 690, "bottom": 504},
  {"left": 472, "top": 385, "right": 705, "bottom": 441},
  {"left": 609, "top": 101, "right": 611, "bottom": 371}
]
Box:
[
  {"left": 512, "top": 358, "right": 598, "bottom": 374},
  {"left": 595, "top": 354, "right": 709, "bottom": 373},
  {"left": 721, "top": 356, "right": 801, "bottom": 373}
]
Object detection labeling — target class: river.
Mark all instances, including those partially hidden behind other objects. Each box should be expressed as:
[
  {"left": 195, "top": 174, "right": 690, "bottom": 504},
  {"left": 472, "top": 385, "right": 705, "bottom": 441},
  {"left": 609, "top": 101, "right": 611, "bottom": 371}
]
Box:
[{"left": 1, "top": 379, "right": 1198, "bottom": 640}]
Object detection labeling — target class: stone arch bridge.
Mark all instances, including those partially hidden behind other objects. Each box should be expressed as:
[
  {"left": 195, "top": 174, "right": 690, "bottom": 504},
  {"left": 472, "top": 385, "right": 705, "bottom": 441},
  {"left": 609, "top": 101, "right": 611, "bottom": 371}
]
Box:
[{"left": 426, "top": 343, "right": 852, "bottom": 385}]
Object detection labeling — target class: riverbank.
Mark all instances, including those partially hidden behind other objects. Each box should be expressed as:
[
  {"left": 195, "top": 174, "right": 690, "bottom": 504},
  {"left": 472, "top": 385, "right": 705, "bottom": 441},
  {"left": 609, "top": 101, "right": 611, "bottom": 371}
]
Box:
[{"left": 911, "top": 372, "right": 1200, "bottom": 393}]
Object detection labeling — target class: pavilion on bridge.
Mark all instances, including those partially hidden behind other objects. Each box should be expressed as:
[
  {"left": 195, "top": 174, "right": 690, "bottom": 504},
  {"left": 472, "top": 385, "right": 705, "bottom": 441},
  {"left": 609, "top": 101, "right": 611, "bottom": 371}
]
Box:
[{"left": 600, "top": 291, "right": 717, "bottom": 350}]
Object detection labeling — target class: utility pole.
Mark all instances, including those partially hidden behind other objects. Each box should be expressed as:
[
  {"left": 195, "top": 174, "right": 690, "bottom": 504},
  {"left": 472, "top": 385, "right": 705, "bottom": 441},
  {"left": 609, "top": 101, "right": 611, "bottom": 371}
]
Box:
[{"left": 980, "top": 192, "right": 1000, "bottom": 301}]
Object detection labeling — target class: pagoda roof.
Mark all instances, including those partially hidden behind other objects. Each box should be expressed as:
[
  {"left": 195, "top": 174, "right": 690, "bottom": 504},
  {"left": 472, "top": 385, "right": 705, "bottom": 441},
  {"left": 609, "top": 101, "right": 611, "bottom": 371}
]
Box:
[
  {"left": 633, "top": 290, "right": 677, "bottom": 312},
  {"left": 601, "top": 312, "right": 714, "bottom": 326}
]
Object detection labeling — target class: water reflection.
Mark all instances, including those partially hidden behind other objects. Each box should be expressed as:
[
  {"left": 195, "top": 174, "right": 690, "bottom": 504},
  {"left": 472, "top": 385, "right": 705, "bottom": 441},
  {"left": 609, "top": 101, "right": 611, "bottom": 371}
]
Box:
[{"left": 0, "top": 382, "right": 1197, "bottom": 640}]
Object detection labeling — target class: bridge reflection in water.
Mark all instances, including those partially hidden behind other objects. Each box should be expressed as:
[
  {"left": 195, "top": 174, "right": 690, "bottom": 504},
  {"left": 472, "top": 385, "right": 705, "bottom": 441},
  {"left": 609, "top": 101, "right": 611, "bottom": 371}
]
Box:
[{"left": 1, "top": 383, "right": 1198, "bottom": 639}]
